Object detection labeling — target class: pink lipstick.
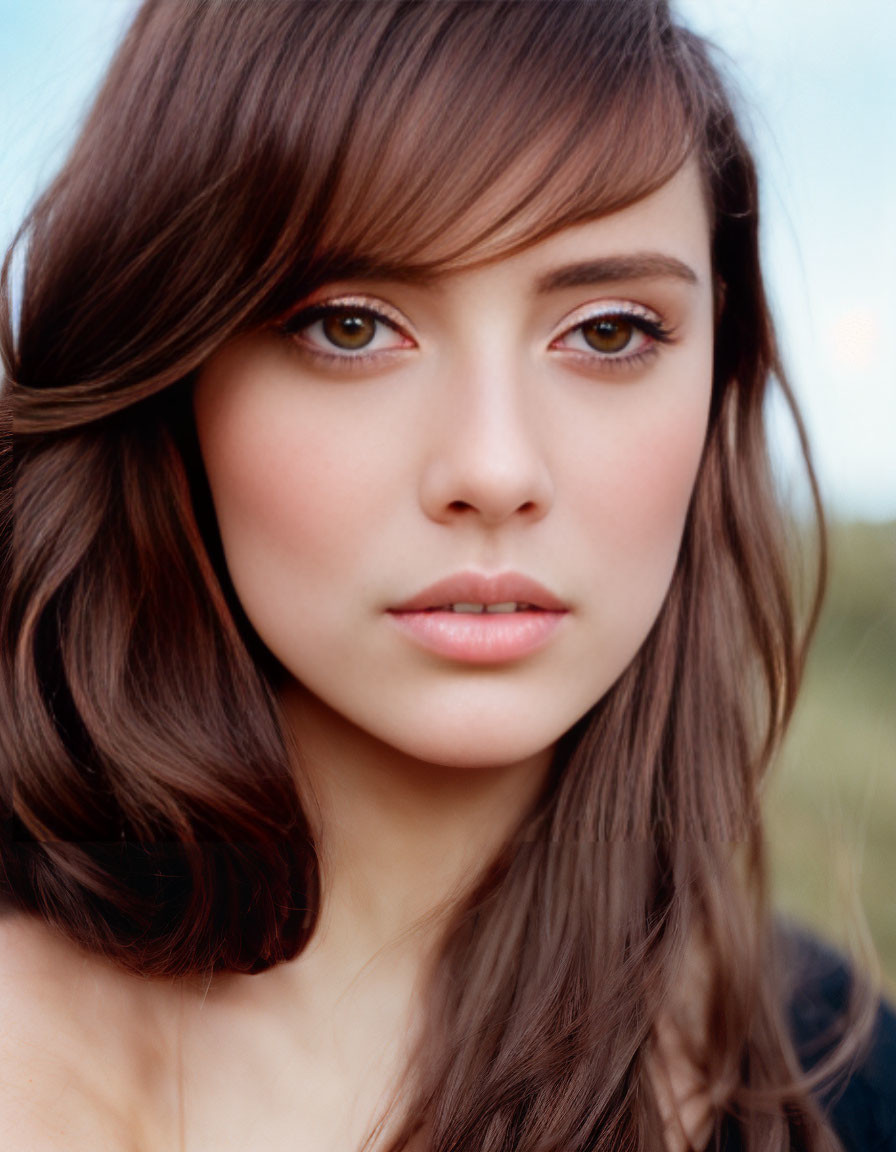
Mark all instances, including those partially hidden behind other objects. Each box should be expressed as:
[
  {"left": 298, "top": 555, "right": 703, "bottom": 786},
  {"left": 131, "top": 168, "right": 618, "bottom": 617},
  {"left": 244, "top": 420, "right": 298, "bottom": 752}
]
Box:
[{"left": 388, "top": 572, "right": 568, "bottom": 664}]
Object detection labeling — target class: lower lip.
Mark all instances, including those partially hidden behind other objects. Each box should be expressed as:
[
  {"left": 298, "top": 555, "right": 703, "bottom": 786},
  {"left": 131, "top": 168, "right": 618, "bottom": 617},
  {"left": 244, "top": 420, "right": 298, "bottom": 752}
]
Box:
[{"left": 387, "top": 609, "right": 567, "bottom": 664}]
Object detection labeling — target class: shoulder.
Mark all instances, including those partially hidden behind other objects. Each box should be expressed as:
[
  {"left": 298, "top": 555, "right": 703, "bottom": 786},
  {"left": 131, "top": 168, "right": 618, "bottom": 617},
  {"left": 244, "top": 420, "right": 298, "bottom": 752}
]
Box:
[
  {"left": 780, "top": 923, "right": 896, "bottom": 1152},
  {"left": 0, "top": 909, "right": 169, "bottom": 1151}
]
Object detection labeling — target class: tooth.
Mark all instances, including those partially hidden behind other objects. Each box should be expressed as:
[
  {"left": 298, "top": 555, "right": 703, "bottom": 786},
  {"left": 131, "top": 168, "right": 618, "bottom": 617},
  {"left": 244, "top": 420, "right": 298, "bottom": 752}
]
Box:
[
  {"left": 485, "top": 602, "right": 517, "bottom": 613},
  {"left": 451, "top": 603, "right": 485, "bottom": 613}
]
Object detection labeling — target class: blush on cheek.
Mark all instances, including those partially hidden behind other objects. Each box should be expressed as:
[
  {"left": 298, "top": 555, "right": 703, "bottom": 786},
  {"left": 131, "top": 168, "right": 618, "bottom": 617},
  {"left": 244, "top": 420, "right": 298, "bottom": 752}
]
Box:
[
  {"left": 597, "top": 401, "right": 709, "bottom": 620},
  {"left": 216, "top": 451, "right": 358, "bottom": 592},
  {"left": 197, "top": 388, "right": 355, "bottom": 586},
  {"left": 633, "top": 420, "right": 705, "bottom": 536},
  {"left": 636, "top": 354, "right": 713, "bottom": 527}
]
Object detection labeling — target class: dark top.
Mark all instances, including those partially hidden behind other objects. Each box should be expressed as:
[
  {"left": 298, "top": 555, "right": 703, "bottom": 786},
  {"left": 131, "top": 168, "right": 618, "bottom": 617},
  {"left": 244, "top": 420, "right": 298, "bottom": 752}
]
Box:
[{"left": 720, "top": 926, "right": 896, "bottom": 1150}]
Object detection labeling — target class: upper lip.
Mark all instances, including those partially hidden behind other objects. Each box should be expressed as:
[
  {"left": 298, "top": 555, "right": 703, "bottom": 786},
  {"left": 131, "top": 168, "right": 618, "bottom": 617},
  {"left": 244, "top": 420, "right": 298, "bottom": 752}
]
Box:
[{"left": 389, "top": 571, "right": 569, "bottom": 612}]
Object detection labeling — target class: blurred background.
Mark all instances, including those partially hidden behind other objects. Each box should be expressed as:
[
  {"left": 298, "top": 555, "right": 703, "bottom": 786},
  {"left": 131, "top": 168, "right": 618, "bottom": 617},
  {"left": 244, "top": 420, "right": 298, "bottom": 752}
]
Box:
[
  {"left": 1, "top": 0, "right": 894, "bottom": 985},
  {"left": 676, "top": 0, "right": 896, "bottom": 994}
]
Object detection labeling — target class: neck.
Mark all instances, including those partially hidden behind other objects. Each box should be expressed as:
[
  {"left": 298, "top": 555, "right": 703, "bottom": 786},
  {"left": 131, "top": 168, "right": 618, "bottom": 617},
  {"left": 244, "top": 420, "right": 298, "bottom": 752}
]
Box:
[{"left": 279, "top": 680, "right": 553, "bottom": 970}]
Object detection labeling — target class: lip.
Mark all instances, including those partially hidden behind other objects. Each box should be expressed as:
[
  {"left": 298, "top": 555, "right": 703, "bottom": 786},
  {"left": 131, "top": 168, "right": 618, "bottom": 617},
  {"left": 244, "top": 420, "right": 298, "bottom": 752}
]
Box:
[
  {"left": 389, "top": 571, "right": 568, "bottom": 613},
  {"left": 387, "top": 571, "right": 569, "bottom": 664}
]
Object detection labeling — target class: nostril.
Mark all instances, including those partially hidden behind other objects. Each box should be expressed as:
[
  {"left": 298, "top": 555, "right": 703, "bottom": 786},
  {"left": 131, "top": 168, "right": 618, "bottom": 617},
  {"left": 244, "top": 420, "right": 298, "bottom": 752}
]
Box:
[
  {"left": 445, "top": 496, "right": 540, "bottom": 517},
  {"left": 421, "top": 458, "right": 554, "bottom": 526}
]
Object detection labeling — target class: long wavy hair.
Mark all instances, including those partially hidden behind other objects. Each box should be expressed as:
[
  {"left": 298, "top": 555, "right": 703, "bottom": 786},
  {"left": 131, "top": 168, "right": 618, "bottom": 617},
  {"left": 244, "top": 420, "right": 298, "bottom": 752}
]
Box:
[{"left": 0, "top": 1, "right": 855, "bottom": 1148}]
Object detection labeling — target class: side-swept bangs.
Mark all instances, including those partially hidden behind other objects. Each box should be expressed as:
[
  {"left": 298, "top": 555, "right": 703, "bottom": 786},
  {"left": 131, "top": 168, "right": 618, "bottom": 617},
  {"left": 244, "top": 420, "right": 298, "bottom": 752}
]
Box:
[
  {"left": 9, "top": 0, "right": 714, "bottom": 431},
  {"left": 296, "top": 0, "right": 700, "bottom": 273}
]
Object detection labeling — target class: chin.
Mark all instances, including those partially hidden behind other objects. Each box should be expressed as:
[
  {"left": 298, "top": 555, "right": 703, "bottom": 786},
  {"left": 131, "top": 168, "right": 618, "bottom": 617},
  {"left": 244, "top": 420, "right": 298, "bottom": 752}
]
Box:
[
  {"left": 358, "top": 702, "right": 593, "bottom": 773},
  {"left": 394, "top": 731, "right": 556, "bottom": 772}
]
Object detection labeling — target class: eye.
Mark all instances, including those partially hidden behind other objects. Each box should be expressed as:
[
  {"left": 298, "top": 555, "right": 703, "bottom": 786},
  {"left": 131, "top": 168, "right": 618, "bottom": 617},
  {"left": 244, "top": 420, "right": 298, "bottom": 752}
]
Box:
[
  {"left": 551, "top": 302, "right": 673, "bottom": 365},
  {"left": 318, "top": 309, "right": 379, "bottom": 351},
  {"left": 579, "top": 316, "right": 644, "bottom": 354},
  {"left": 281, "top": 299, "right": 414, "bottom": 360}
]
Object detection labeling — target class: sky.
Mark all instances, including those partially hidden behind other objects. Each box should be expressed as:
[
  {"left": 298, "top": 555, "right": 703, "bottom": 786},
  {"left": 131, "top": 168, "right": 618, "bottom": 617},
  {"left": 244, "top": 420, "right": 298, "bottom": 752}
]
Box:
[{"left": 1, "top": 0, "right": 894, "bottom": 521}]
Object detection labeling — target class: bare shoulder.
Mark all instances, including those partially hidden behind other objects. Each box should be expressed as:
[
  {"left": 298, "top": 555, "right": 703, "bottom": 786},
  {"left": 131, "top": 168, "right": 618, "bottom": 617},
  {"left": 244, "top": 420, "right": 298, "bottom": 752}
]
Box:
[
  {"left": 0, "top": 910, "right": 170, "bottom": 1151},
  {"left": 0, "top": 911, "right": 76, "bottom": 1082},
  {"left": 0, "top": 1094, "right": 128, "bottom": 1152}
]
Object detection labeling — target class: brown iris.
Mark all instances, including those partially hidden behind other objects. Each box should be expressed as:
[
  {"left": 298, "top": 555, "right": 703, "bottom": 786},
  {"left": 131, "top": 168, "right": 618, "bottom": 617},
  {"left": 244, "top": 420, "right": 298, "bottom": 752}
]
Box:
[
  {"left": 322, "top": 310, "right": 377, "bottom": 350},
  {"left": 581, "top": 316, "right": 634, "bottom": 354}
]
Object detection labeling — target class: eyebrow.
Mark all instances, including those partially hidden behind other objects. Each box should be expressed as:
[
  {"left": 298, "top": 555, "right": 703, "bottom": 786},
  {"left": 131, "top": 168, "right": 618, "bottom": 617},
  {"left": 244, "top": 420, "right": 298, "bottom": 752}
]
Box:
[
  {"left": 302, "top": 251, "right": 701, "bottom": 299},
  {"left": 534, "top": 254, "right": 699, "bottom": 294}
]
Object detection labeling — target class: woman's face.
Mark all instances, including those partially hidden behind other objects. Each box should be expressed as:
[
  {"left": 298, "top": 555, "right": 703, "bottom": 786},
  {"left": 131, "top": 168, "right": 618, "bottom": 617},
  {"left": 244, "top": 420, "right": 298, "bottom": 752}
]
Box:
[{"left": 194, "top": 161, "right": 714, "bottom": 770}]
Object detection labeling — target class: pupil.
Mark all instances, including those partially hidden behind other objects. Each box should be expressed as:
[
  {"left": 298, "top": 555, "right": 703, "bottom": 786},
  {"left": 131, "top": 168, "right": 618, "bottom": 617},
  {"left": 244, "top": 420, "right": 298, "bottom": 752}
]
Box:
[
  {"left": 323, "top": 311, "right": 376, "bottom": 350},
  {"left": 583, "top": 317, "right": 633, "bottom": 354}
]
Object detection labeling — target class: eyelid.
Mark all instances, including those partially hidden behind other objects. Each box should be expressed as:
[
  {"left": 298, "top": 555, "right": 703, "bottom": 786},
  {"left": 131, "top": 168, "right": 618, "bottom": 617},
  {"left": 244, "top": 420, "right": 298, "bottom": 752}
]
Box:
[
  {"left": 547, "top": 298, "right": 665, "bottom": 344},
  {"left": 283, "top": 294, "right": 416, "bottom": 344}
]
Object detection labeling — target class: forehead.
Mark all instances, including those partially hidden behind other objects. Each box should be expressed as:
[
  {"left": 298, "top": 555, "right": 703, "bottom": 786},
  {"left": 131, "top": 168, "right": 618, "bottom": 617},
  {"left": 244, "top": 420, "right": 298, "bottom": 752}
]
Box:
[
  {"left": 305, "top": 50, "right": 700, "bottom": 280},
  {"left": 465, "top": 160, "right": 712, "bottom": 282},
  {"left": 329, "top": 160, "right": 712, "bottom": 298}
]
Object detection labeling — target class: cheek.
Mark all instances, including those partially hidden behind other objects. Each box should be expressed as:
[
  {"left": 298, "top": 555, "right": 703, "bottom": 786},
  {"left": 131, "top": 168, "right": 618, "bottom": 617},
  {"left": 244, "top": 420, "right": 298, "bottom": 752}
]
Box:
[
  {"left": 205, "top": 427, "right": 335, "bottom": 589},
  {"left": 565, "top": 364, "right": 711, "bottom": 631},
  {"left": 195, "top": 368, "right": 382, "bottom": 601},
  {"left": 618, "top": 411, "right": 706, "bottom": 541}
]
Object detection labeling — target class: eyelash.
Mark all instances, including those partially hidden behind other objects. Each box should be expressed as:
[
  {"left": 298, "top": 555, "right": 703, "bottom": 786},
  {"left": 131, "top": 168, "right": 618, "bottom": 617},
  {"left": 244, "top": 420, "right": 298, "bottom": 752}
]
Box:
[
  {"left": 549, "top": 308, "right": 674, "bottom": 371},
  {"left": 279, "top": 302, "right": 410, "bottom": 370},
  {"left": 279, "top": 299, "right": 675, "bottom": 372}
]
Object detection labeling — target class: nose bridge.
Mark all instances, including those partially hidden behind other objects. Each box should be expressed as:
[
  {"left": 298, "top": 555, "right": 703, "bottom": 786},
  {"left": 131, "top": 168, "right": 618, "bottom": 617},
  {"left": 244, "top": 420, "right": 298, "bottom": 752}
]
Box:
[{"left": 418, "top": 339, "right": 553, "bottom": 524}]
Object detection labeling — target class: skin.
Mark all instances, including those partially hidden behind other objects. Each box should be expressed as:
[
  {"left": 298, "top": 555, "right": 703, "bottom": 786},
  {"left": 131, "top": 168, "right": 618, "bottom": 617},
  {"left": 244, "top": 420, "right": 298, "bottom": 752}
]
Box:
[
  {"left": 0, "top": 162, "right": 715, "bottom": 1151},
  {"left": 192, "top": 156, "right": 713, "bottom": 946},
  {"left": 195, "top": 162, "right": 713, "bottom": 777}
]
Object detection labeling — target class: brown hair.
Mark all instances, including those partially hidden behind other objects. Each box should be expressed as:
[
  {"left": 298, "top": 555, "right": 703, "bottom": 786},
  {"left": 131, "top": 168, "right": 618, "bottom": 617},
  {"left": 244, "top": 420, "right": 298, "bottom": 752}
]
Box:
[{"left": 0, "top": 0, "right": 858, "bottom": 1147}]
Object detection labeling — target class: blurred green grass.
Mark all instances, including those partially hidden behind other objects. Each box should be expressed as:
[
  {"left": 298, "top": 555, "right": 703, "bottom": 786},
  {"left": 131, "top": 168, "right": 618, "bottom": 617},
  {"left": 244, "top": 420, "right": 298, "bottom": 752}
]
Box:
[{"left": 765, "top": 519, "right": 896, "bottom": 992}]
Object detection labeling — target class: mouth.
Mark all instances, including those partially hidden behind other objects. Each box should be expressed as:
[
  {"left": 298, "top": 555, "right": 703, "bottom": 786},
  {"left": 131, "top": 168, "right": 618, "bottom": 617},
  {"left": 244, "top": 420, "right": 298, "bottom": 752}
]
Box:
[
  {"left": 389, "top": 571, "right": 568, "bottom": 614},
  {"left": 388, "top": 572, "right": 568, "bottom": 663},
  {"left": 418, "top": 601, "right": 543, "bottom": 614}
]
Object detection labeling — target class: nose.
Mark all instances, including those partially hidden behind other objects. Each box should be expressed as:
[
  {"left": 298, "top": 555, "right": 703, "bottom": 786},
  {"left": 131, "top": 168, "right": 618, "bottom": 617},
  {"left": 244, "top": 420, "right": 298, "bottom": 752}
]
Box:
[{"left": 418, "top": 351, "right": 554, "bottom": 527}]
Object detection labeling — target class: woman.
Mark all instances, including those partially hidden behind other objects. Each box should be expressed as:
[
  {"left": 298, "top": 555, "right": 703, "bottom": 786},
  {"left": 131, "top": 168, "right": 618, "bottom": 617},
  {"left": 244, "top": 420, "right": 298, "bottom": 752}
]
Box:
[{"left": 0, "top": 1, "right": 892, "bottom": 1149}]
